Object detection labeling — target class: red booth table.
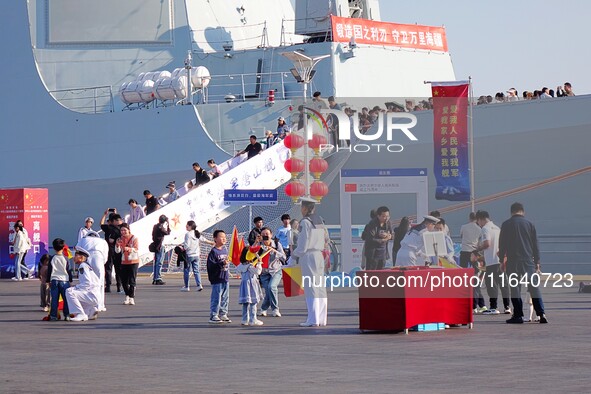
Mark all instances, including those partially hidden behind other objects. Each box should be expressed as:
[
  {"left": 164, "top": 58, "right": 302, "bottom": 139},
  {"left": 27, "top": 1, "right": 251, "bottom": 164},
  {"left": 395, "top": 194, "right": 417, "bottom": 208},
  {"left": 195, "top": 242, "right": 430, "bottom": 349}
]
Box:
[{"left": 357, "top": 267, "right": 474, "bottom": 333}]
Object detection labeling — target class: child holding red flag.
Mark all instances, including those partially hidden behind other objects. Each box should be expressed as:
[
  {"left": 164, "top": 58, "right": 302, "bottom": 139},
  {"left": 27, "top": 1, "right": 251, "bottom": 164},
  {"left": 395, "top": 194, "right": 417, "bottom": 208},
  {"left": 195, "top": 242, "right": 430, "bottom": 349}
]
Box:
[{"left": 237, "top": 246, "right": 264, "bottom": 326}]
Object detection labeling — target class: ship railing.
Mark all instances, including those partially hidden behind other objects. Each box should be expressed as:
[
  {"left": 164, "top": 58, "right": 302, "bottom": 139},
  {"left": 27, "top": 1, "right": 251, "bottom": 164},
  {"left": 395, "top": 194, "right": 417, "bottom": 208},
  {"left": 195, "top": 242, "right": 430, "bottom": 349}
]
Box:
[
  {"left": 214, "top": 132, "right": 267, "bottom": 154},
  {"left": 49, "top": 85, "right": 114, "bottom": 114},
  {"left": 189, "top": 17, "right": 319, "bottom": 51},
  {"left": 204, "top": 71, "right": 303, "bottom": 104}
]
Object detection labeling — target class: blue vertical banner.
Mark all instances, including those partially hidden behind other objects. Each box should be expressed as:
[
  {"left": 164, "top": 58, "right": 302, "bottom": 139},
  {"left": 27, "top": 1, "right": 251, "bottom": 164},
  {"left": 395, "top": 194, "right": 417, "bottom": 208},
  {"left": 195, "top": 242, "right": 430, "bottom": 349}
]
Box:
[{"left": 431, "top": 82, "right": 471, "bottom": 201}]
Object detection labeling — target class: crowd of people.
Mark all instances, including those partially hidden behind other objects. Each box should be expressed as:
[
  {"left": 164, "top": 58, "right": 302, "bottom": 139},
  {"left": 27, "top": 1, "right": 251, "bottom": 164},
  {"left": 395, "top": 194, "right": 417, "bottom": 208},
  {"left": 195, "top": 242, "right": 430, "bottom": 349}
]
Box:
[
  {"left": 476, "top": 82, "right": 575, "bottom": 105},
  {"left": 361, "top": 202, "right": 548, "bottom": 325},
  {"left": 9, "top": 86, "right": 568, "bottom": 326},
  {"left": 308, "top": 82, "right": 576, "bottom": 146},
  {"left": 11, "top": 195, "right": 334, "bottom": 327},
  {"left": 122, "top": 118, "right": 289, "bottom": 222},
  {"left": 8, "top": 199, "right": 553, "bottom": 328}
]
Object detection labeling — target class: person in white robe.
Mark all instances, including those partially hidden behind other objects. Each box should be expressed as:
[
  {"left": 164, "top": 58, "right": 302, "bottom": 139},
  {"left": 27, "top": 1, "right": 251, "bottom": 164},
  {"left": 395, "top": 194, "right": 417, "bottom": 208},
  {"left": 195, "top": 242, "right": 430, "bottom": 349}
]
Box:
[
  {"left": 292, "top": 197, "right": 328, "bottom": 327},
  {"left": 76, "top": 231, "right": 108, "bottom": 311},
  {"left": 66, "top": 247, "right": 102, "bottom": 322}
]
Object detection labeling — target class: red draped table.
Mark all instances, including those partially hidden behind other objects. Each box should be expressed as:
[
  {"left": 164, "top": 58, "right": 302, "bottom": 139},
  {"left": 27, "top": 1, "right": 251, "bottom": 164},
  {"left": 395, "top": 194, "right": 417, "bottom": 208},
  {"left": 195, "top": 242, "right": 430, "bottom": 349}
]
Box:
[{"left": 357, "top": 267, "right": 474, "bottom": 333}]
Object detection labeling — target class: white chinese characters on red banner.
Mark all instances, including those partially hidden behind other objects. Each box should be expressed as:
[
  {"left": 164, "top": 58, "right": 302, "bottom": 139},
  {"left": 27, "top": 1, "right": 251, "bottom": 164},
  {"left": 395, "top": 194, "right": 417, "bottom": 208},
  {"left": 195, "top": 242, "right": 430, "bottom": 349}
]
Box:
[
  {"left": 0, "top": 188, "right": 49, "bottom": 278},
  {"left": 331, "top": 15, "right": 448, "bottom": 52}
]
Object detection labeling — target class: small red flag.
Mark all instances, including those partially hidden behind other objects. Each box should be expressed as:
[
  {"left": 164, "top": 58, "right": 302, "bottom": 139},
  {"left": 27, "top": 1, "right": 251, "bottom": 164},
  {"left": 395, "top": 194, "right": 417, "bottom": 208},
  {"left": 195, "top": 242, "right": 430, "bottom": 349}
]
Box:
[
  {"left": 63, "top": 244, "right": 73, "bottom": 259},
  {"left": 228, "top": 226, "right": 244, "bottom": 266}
]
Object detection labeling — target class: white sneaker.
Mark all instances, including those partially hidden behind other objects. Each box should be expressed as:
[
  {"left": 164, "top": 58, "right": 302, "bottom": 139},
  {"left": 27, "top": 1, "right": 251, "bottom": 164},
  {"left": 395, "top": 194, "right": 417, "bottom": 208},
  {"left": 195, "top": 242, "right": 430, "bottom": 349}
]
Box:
[
  {"left": 271, "top": 309, "right": 282, "bottom": 317},
  {"left": 258, "top": 310, "right": 267, "bottom": 317},
  {"left": 11, "top": 277, "right": 18, "bottom": 281},
  {"left": 251, "top": 319, "right": 264, "bottom": 326},
  {"left": 209, "top": 316, "right": 222, "bottom": 324},
  {"left": 504, "top": 308, "right": 512, "bottom": 314},
  {"left": 197, "top": 286, "right": 203, "bottom": 292},
  {"left": 98, "top": 307, "right": 107, "bottom": 312},
  {"left": 241, "top": 320, "right": 249, "bottom": 326},
  {"left": 482, "top": 309, "right": 500, "bottom": 315},
  {"left": 42, "top": 306, "right": 49, "bottom": 312},
  {"left": 477, "top": 306, "right": 488, "bottom": 314},
  {"left": 68, "top": 314, "right": 88, "bottom": 322},
  {"left": 129, "top": 297, "right": 135, "bottom": 306},
  {"left": 123, "top": 296, "right": 130, "bottom": 305},
  {"left": 180, "top": 287, "right": 190, "bottom": 292},
  {"left": 299, "top": 322, "right": 318, "bottom": 327}
]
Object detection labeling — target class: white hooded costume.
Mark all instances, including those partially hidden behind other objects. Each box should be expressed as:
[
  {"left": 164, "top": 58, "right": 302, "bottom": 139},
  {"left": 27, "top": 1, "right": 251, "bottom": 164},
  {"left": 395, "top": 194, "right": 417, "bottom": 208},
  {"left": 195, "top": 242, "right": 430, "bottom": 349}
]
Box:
[
  {"left": 292, "top": 213, "right": 328, "bottom": 326},
  {"left": 76, "top": 231, "right": 108, "bottom": 311},
  {"left": 66, "top": 257, "right": 102, "bottom": 320}
]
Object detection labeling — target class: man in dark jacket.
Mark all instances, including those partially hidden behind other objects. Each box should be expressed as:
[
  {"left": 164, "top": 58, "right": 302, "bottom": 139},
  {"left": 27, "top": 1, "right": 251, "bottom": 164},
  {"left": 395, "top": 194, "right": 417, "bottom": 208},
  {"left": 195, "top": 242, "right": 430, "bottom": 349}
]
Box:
[
  {"left": 498, "top": 202, "right": 547, "bottom": 324},
  {"left": 235, "top": 135, "right": 263, "bottom": 160},
  {"left": 248, "top": 217, "right": 264, "bottom": 246},
  {"left": 191, "top": 162, "right": 211, "bottom": 188},
  {"left": 144, "top": 190, "right": 160, "bottom": 215},
  {"left": 361, "top": 206, "right": 393, "bottom": 270},
  {"left": 100, "top": 211, "right": 123, "bottom": 293},
  {"left": 151, "top": 215, "right": 171, "bottom": 285}
]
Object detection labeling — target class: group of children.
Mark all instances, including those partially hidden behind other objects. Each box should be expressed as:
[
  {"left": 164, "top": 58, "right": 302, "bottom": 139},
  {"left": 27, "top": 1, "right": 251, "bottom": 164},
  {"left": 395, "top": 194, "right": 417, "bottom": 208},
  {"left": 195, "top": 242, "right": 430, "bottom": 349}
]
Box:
[
  {"left": 207, "top": 229, "right": 286, "bottom": 326},
  {"left": 30, "top": 221, "right": 285, "bottom": 326}
]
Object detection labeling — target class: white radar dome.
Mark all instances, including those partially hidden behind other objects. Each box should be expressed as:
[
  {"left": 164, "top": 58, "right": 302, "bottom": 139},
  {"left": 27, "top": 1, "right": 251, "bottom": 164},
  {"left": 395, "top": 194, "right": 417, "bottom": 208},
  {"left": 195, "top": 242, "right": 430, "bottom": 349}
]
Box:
[{"left": 192, "top": 66, "right": 211, "bottom": 89}]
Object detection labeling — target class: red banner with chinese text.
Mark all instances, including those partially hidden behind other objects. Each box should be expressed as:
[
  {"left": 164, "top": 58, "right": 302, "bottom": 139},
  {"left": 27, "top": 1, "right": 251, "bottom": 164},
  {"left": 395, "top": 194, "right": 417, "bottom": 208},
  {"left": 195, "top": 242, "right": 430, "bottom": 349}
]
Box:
[
  {"left": 431, "top": 82, "right": 470, "bottom": 201},
  {"left": 0, "top": 189, "right": 49, "bottom": 278},
  {"left": 331, "top": 15, "right": 448, "bottom": 52}
]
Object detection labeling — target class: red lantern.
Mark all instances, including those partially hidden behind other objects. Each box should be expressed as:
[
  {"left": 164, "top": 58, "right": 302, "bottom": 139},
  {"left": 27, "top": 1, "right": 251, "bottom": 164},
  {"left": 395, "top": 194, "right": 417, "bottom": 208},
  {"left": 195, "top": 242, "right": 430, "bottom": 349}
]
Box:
[
  {"left": 284, "top": 133, "right": 305, "bottom": 154},
  {"left": 307, "top": 134, "right": 328, "bottom": 155},
  {"left": 284, "top": 158, "right": 305, "bottom": 176},
  {"left": 310, "top": 180, "right": 329, "bottom": 202},
  {"left": 285, "top": 181, "right": 305, "bottom": 203},
  {"left": 309, "top": 157, "right": 328, "bottom": 179}
]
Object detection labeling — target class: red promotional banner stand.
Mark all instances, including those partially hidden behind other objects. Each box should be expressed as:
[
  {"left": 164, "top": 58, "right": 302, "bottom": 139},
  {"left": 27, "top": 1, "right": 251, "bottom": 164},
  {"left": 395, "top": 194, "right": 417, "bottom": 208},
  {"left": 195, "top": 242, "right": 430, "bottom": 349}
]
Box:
[{"left": 0, "top": 189, "right": 49, "bottom": 279}]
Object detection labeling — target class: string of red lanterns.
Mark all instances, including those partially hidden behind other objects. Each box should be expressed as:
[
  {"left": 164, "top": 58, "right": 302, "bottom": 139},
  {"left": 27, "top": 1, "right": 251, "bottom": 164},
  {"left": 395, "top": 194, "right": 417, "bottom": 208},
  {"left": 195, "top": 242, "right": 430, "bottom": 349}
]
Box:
[{"left": 284, "top": 130, "right": 329, "bottom": 203}]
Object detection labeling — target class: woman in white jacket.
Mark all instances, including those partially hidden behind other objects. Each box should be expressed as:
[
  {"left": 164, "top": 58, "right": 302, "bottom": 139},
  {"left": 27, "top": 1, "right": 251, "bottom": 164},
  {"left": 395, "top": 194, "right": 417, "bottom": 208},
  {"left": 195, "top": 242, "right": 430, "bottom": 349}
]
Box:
[
  {"left": 11, "top": 223, "right": 30, "bottom": 281},
  {"left": 181, "top": 221, "right": 214, "bottom": 292}
]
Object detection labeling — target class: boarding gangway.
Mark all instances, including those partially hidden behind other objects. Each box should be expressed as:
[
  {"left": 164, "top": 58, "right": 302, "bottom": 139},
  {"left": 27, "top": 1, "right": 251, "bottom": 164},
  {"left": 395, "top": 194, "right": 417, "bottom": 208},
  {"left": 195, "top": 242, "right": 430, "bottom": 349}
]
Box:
[{"left": 129, "top": 142, "right": 290, "bottom": 265}]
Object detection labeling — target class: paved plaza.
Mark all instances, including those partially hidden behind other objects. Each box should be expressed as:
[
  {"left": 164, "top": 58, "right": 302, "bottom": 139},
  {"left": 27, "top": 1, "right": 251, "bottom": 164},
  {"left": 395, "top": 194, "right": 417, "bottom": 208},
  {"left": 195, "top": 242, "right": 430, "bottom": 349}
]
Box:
[{"left": 1, "top": 275, "right": 590, "bottom": 393}]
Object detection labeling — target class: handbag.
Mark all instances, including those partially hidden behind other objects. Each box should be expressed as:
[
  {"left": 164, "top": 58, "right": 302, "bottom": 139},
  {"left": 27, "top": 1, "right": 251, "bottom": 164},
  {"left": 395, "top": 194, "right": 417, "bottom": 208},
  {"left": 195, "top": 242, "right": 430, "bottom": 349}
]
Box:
[
  {"left": 122, "top": 236, "right": 140, "bottom": 260},
  {"left": 126, "top": 236, "right": 139, "bottom": 260},
  {"left": 148, "top": 242, "right": 157, "bottom": 253}
]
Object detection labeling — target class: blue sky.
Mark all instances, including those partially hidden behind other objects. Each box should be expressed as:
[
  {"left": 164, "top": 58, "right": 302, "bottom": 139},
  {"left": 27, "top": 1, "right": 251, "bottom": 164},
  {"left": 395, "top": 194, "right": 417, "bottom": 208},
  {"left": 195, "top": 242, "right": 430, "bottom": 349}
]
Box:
[{"left": 380, "top": 0, "right": 588, "bottom": 96}]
